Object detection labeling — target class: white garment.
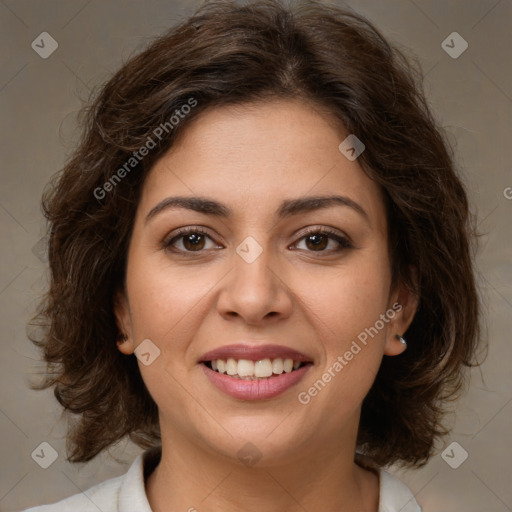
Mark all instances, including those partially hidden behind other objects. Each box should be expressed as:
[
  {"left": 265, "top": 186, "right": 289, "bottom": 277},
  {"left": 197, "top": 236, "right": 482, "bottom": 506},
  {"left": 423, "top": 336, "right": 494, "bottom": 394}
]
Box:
[{"left": 21, "top": 447, "right": 422, "bottom": 511}]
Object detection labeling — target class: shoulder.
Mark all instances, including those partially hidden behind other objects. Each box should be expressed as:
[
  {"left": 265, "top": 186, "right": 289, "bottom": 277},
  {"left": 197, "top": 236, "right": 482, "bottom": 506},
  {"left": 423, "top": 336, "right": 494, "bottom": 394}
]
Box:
[
  {"left": 378, "top": 469, "right": 422, "bottom": 512},
  {"left": 20, "top": 447, "right": 160, "bottom": 512},
  {"left": 19, "top": 474, "right": 123, "bottom": 512}
]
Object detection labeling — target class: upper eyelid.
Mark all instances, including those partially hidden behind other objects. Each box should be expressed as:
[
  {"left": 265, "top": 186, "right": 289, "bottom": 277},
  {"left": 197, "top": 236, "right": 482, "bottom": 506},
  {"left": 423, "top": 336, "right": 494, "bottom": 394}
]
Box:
[
  {"left": 164, "top": 226, "right": 219, "bottom": 243},
  {"left": 164, "top": 225, "right": 351, "bottom": 249}
]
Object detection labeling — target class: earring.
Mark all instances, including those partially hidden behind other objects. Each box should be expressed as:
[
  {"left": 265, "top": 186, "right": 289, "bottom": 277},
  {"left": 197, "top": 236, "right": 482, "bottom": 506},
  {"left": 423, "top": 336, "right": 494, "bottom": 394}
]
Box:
[{"left": 396, "top": 334, "right": 407, "bottom": 348}]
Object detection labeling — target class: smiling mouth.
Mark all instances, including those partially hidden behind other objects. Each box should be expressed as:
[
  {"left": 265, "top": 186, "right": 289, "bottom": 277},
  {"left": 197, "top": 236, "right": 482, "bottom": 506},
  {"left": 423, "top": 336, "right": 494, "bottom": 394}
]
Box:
[{"left": 202, "top": 358, "right": 312, "bottom": 380}]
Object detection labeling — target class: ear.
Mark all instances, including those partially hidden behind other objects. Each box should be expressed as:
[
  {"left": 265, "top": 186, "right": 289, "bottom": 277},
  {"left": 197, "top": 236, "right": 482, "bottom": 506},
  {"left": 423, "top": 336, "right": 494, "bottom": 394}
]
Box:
[
  {"left": 114, "top": 289, "right": 135, "bottom": 355},
  {"left": 384, "top": 265, "right": 419, "bottom": 356}
]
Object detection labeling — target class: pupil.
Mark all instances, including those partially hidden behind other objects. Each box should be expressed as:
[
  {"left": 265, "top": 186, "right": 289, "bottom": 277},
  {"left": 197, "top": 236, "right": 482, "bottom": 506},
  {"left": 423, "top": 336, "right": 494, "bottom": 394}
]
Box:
[
  {"left": 307, "top": 234, "right": 327, "bottom": 250},
  {"left": 184, "top": 233, "right": 204, "bottom": 251}
]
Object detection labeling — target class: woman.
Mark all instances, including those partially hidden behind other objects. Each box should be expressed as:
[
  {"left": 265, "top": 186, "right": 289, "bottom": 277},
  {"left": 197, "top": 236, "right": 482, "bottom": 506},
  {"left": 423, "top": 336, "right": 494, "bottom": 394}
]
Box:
[{"left": 25, "top": 0, "right": 483, "bottom": 510}]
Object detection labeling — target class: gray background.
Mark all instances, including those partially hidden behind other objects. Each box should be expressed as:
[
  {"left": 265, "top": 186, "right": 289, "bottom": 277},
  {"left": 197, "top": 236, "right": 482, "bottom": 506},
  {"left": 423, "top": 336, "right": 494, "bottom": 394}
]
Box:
[{"left": 1, "top": 1, "right": 511, "bottom": 510}]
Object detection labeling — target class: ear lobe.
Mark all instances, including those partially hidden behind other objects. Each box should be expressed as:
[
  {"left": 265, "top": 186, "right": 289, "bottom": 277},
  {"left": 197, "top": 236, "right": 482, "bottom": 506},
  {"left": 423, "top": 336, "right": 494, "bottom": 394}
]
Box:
[
  {"left": 384, "top": 266, "right": 419, "bottom": 356},
  {"left": 116, "top": 333, "right": 135, "bottom": 355},
  {"left": 384, "top": 332, "right": 409, "bottom": 356},
  {"left": 114, "top": 290, "right": 135, "bottom": 355}
]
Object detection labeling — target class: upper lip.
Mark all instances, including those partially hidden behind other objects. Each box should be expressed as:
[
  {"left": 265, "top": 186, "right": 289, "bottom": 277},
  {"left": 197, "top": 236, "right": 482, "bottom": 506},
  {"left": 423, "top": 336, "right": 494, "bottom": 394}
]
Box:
[{"left": 199, "top": 344, "right": 313, "bottom": 363}]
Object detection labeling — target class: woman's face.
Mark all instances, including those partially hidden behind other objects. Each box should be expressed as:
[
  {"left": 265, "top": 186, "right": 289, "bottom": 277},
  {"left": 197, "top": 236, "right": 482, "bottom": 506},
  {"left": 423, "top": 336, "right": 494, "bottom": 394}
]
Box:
[{"left": 116, "top": 99, "right": 416, "bottom": 465}]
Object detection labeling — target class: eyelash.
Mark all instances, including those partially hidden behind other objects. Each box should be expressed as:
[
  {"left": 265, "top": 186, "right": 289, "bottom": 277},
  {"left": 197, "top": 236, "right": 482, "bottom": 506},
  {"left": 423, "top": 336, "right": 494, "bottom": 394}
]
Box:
[{"left": 162, "top": 226, "right": 353, "bottom": 256}]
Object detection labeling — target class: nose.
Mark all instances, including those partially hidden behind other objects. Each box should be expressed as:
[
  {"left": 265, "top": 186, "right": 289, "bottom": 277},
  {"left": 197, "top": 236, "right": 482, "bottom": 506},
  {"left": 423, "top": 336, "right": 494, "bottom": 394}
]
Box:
[{"left": 216, "top": 240, "right": 293, "bottom": 326}]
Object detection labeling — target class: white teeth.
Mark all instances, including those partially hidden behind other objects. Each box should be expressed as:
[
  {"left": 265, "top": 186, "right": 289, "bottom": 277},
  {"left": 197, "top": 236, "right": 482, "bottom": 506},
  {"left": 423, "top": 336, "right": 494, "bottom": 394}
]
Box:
[
  {"left": 226, "top": 358, "right": 237, "bottom": 376},
  {"left": 254, "top": 358, "right": 273, "bottom": 377},
  {"left": 209, "top": 357, "right": 305, "bottom": 378},
  {"left": 272, "top": 358, "right": 284, "bottom": 374},
  {"left": 237, "top": 359, "right": 254, "bottom": 377}
]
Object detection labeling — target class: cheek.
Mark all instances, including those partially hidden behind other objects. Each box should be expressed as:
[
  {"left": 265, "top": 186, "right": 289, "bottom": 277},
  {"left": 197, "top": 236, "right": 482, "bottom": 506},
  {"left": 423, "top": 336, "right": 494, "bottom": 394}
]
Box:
[
  {"left": 295, "top": 251, "right": 391, "bottom": 408},
  {"left": 123, "top": 255, "right": 211, "bottom": 419},
  {"left": 127, "top": 248, "right": 189, "bottom": 325},
  {"left": 125, "top": 251, "right": 226, "bottom": 363},
  {"left": 300, "top": 256, "right": 391, "bottom": 348}
]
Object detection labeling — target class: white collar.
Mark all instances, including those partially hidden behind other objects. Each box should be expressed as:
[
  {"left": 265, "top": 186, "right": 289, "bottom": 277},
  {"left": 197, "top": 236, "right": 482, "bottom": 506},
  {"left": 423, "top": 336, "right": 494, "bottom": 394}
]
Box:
[{"left": 118, "top": 447, "right": 421, "bottom": 512}]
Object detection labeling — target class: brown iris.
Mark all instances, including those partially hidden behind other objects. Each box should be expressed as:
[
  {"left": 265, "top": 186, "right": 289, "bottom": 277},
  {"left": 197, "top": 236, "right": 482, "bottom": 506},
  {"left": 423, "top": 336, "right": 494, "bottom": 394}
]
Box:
[
  {"left": 305, "top": 233, "right": 329, "bottom": 251},
  {"left": 183, "top": 233, "right": 206, "bottom": 251}
]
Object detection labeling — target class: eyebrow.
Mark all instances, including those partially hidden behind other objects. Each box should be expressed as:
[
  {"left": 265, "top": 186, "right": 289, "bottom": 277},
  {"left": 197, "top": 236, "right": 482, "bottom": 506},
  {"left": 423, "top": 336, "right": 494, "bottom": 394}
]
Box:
[{"left": 145, "top": 194, "right": 369, "bottom": 224}]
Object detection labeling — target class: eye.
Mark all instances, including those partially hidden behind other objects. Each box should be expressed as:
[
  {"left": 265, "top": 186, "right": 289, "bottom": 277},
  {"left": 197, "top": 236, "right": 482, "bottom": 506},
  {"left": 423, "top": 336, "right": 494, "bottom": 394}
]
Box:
[
  {"left": 163, "top": 227, "right": 221, "bottom": 253},
  {"left": 162, "top": 226, "right": 353, "bottom": 255},
  {"left": 292, "top": 227, "right": 353, "bottom": 254}
]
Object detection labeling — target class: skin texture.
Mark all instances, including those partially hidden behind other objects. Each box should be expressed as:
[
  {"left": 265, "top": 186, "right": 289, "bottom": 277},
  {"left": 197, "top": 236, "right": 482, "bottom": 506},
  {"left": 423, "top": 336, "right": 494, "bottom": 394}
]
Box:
[{"left": 115, "top": 99, "right": 418, "bottom": 512}]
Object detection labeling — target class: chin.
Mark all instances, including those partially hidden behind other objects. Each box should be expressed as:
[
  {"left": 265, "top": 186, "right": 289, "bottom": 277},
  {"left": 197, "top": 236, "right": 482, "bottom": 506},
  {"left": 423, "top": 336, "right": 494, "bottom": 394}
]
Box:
[{"left": 195, "top": 415, "right": 315, "bottom": 467}]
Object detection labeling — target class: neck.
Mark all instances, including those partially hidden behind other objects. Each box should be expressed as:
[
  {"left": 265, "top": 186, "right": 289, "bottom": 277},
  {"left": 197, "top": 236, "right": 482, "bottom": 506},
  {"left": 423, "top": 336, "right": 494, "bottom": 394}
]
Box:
[{"left": 145, "top": 426, "right": 379, "bottom": 512}]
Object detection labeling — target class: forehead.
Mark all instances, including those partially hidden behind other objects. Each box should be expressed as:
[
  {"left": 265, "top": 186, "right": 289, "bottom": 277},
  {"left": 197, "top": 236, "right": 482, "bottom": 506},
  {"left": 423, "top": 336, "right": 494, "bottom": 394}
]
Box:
[{"left": 138, "top": 99, "right": 386, "bottom": 229}]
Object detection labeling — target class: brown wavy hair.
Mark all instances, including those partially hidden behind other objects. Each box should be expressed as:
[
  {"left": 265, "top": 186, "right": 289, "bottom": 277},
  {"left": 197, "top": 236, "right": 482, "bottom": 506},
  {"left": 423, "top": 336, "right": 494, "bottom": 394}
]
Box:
[{"left": 30, "top": 0, "right": 484, "bottom": 468}]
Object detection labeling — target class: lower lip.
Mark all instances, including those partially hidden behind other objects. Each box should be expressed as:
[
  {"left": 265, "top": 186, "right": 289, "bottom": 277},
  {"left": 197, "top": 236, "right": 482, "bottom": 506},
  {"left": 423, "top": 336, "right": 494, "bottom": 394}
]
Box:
[{"left": 200, "top": 363, "right": 312, "bottom": 400}]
